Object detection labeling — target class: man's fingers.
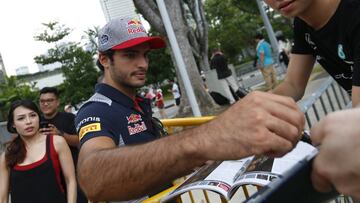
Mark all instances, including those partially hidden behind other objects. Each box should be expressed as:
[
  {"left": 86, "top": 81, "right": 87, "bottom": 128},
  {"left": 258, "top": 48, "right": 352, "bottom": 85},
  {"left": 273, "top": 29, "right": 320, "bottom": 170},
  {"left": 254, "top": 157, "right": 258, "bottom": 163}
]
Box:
[
  {"left": 256, "top": 91, "right": 300, "bottom": 111},
  {"left": 263, "top": 132, "right": 293, "bottom": 157},
  {"left": 266, "top": 114, "right": 302, "bottom": 146},
  {"left": 254, "top": 92, "right": 305, "bottom": 135}
]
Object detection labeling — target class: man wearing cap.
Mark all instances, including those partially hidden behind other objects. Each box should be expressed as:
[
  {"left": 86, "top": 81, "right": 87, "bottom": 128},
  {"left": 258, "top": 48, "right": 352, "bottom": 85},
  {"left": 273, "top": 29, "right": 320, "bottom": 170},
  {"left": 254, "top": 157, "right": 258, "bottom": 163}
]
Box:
[{"left": 75, "top": 17, "right": 305, "bottom": 202}]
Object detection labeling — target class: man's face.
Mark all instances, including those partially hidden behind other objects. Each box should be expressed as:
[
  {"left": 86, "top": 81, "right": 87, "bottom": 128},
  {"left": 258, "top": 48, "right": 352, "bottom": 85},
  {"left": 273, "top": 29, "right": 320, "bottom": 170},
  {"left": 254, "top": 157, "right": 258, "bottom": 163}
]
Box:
[
  {"left": 39, "top": 93, "right": 59, "bottom": 117},
  {"left": 264, "top": 0, "right": 313, "bottom": 18},
  {"left": 104, "top": 43, "right": 150, "bottom": 89}
]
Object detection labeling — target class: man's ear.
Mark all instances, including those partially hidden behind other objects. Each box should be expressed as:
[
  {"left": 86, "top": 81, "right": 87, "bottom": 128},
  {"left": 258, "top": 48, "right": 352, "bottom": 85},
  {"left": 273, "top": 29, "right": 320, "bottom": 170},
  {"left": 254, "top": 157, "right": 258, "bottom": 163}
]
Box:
[{"left": 99, "top": 54, "right": 110, "bottom": 70}]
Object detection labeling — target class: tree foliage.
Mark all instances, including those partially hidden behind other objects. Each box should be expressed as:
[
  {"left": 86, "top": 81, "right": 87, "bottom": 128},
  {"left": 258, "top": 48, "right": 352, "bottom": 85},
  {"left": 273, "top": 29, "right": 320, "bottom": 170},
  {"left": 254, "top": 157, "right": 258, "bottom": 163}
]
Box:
[
  {"left": 147, "top": 48, "right": 176, "bottom": 85},
  {"left": 134, "top": 0, "right": 218, "bottom": 116},
  {"left": 205, "top": 0, "right": 293, "bottom": 64},
  {"left": 205, "top": 0, "right": 261, "bottom": 64},
  {"left": 34, "top": 22, "right": 100, "bottom": 107},
  {"left": 146, "top": 29, "right": 176, "bottom": 85},
  {"left": 0, "top": 76, "right": 38, "bottom": 121}
]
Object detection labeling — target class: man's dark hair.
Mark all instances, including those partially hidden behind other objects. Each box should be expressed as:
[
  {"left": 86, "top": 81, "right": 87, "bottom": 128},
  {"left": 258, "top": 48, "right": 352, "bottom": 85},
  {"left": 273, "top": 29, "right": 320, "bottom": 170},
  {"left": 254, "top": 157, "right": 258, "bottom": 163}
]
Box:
[
  {"left": 255, "top": 33, "right": 264, "bottom": 40},
  {"left": 39, "top": 87, "right": 59, "bottom": 98},
  {"left": 97, "top": 49, "right": 116, "bottom": 71}
]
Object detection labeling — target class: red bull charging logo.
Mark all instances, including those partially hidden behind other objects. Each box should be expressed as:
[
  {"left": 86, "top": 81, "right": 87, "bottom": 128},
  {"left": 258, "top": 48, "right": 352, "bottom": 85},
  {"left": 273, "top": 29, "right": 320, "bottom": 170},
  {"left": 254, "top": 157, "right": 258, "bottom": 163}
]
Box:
[
  {"left": 126, "top": 113, "right": 142, "bottom": 124},
  {"left": 127, "top": 19, "right": 145, "bottom": 34}
]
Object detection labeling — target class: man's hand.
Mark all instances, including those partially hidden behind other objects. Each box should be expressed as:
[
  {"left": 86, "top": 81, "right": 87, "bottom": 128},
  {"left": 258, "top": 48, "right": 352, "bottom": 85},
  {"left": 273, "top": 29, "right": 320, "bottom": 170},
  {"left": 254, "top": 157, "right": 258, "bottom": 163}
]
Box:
[
  {"left": 311, "top": 109, "right": 360, "bottom": 201},
  {"left": 39, "top": 124, "right": 62, "bottom": 136},
  {"left": 195, "top": 91, "right": 305, "bottom": 160}
]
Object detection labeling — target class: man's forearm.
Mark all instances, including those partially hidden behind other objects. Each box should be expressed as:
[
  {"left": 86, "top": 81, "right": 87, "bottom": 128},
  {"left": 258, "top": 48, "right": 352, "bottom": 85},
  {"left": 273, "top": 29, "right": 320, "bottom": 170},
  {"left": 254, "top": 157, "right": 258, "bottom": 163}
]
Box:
[
  {"left": 77, "top": 91, "right": 306, "bottom": 202},
  {"left": 271, "top": 80, "right": 305, "bottom": 101},
  {"left": 78, "top": 128, "right": 207, "bottom": 201},
  {"left": 351, "top": 86, "right": 360, "bottom": 107}
]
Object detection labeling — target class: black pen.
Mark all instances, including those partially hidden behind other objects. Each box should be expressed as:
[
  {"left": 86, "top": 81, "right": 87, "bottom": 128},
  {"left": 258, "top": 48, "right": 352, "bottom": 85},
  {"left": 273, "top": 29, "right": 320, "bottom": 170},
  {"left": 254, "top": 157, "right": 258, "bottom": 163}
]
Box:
[{"left": 300, "top": 130, "right": 312, "bottom": 145}]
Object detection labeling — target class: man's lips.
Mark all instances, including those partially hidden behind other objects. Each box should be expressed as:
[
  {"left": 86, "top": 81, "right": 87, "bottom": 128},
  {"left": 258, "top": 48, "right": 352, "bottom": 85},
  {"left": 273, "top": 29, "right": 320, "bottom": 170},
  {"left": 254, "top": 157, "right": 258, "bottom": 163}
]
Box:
[
  {"left": 279, "top": 0, "right": 294, "bottom": 10},
  {"left": 133, "top": 71, "right": 146, "bottom": 78}
]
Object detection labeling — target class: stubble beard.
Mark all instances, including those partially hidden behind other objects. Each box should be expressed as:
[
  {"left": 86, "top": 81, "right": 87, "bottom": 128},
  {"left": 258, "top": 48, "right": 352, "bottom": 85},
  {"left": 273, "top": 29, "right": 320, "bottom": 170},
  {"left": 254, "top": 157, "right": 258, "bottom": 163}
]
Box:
[{"left": 111, "top": 71, "right": 146, "bottom": 90}]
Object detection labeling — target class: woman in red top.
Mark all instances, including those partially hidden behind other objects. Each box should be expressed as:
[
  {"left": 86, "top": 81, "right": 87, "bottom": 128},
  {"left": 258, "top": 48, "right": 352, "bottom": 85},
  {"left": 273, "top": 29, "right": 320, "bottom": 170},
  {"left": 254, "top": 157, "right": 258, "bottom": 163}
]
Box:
[{"left": 0, "top": 100, "right": 76, "bottom": 203}]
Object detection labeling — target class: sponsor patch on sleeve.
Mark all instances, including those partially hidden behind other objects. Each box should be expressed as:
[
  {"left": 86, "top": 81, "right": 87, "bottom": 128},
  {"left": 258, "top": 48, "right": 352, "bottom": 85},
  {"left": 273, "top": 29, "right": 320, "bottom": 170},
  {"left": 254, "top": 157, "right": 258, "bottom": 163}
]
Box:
[{"left": 79, "top": 123, "right": 101, "bottom": 140}]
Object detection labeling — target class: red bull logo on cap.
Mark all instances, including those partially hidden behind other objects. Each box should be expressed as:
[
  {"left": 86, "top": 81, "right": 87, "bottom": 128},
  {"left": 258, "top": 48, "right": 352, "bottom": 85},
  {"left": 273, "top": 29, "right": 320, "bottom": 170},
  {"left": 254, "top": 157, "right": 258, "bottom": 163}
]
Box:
[
  {"left": 126, "top": 19, "right": 146, "bottom": 34},
  {"left": 126, "top": 113, "right": 142, "bottom": 124},
  {"left": 127, "top": 19, "right": 142, "bottom": 26}
]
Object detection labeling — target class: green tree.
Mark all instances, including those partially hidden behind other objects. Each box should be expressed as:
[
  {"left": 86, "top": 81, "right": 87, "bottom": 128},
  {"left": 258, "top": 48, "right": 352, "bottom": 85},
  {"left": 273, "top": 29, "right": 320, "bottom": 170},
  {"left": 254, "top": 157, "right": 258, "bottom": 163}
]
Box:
[
  {"left": 146, "top": 29, "right": 176, "bottom": 85},
  {"left": 205, "top": 0, "right": 293, "bottom": 64},
  {"left": 0, "top": 76, "right": 38, "bottom": 121},
  {"left": 134, "top": 0, "right": 218, "bottom": 116},
  {"left": 206, "top": 0, "right": 261, "bottom": 64},
  {"left": 34, "top": 22, "right": 100, "bottom": 106},
  {"left": 147, "top": 48, "right": 176, "bottom": 85},
  {"left": 83, "top": 26, "right": 100, "bottom": 56}
]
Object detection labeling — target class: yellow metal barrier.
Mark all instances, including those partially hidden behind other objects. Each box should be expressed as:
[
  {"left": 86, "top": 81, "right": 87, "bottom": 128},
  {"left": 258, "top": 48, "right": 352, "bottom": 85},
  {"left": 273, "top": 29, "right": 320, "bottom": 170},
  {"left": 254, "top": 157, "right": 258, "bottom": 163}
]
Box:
[
  {"left": 161, "top": 116, "right": 215, "bottom": 127},
  {"left": 142, "top": 185, "right": 181, "bottom": 203},
  {"left": 161, "top": 116, "right": 215, "bottom": 134},
  {"left": 143, "top": 116, "right": 215, "bottom": 203}
]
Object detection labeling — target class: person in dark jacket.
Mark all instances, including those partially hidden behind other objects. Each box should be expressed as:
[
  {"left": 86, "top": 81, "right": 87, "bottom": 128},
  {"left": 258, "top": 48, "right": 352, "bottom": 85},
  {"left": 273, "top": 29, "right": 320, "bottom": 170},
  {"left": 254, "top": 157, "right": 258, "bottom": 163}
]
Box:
[{"left": 210, "top": 48, "right": 240, "bottom": 104}]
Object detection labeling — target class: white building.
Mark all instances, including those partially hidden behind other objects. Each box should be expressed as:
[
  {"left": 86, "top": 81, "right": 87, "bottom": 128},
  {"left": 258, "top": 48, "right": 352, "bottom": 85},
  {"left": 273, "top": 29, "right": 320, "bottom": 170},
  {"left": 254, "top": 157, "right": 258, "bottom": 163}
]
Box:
[
  {"left": 16, "top": 66, "right": 30, "bottom": 76},
  {"left": 38, "top": 62, "right": 62, "bottom": 72},
  {"left": 99, "top": 0, "right": 139, "bottom": 22},
  {"left": 19, "top": 68, "right": 65, "bottom": 90}
]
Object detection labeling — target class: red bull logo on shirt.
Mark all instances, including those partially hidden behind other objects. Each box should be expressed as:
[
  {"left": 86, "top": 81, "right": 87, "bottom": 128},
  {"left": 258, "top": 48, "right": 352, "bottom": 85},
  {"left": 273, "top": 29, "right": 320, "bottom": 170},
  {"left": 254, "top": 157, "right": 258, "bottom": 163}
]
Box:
[
  {"left": 126, "top": 19, "right": 145, "bottom": 34},
  {"left": 128, "top": 121, "right": 147, "bottom": 135},
  {"left": 126, "top": 113, "right": 142, "bottom": 124}
]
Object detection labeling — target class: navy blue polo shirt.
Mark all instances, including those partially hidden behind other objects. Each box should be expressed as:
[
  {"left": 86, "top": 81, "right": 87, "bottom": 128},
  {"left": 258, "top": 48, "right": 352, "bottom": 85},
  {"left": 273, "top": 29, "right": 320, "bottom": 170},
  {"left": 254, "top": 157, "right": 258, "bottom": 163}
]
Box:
[{"left": 75, "top": 83, "right": 160, "bottom": 148}]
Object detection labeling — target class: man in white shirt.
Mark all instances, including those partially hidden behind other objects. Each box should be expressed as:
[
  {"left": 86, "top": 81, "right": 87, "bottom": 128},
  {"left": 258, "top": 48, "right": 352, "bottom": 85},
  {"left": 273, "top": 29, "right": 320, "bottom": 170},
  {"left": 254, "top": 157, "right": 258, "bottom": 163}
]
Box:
[{"left": 169, "top": 79, "right": 181, "bottom": 106}]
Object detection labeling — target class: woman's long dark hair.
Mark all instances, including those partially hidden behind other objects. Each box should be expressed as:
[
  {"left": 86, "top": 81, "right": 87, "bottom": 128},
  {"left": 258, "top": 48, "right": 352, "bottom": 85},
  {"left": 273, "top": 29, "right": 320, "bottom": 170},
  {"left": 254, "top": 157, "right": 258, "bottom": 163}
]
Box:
[{"left": 5, "top": 100, "right": 41, "bottom": 168}]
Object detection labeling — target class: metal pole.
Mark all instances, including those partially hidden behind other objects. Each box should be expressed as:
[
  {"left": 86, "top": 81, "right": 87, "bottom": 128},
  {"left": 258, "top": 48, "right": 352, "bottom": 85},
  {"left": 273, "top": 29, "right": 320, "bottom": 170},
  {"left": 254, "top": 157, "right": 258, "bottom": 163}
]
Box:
[
  {"left": 256, "top": 0, "right": 281, "bottom": 67},
  {"left": 156, "top": 0, "right": 202, "bottom": 116}
]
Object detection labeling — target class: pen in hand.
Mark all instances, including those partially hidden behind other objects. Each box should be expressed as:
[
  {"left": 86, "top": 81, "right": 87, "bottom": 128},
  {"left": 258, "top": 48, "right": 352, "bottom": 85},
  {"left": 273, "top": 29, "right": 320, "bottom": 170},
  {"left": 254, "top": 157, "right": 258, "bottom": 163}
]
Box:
[
  {"left": 300, "top": 130, "right": 312, "bottom": 145},
  {"left": 239, "top": 89, "right": 312, "bottom": 145}
]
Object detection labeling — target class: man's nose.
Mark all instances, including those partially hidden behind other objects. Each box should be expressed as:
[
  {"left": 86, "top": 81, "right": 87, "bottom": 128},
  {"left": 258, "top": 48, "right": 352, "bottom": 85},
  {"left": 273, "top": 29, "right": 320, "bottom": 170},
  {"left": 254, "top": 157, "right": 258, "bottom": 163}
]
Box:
[{"left": 138, "top": 56, "right": 149, "bottom": 69}]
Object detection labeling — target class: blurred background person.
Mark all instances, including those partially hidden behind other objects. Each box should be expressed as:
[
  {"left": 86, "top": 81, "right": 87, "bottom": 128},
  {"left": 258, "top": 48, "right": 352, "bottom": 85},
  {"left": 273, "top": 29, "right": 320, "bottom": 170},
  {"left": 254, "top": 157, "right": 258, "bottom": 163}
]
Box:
[
  {"left": 255, "top": 33, "right": 277, "bottom": 90},
  {"left": 210, "top": 48, "right": 239, "bottom": 104},
  {"left": 0, "top": 100, "right": 76, "bottom": 203},
  {"left": 64, "top": 103, "right": 74, "bottom": 114},
  {"left": 155, "top": 89, "right": 167, "bottom": 119},
  {"left": 38, "top": 87, "right": 87, "bottom": 203},
  {"left": 276, "top": 32, "right": 291, "bottom": 68},
  {"left": 169, "top": 79, "right": 181, "bottom": 106}
]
